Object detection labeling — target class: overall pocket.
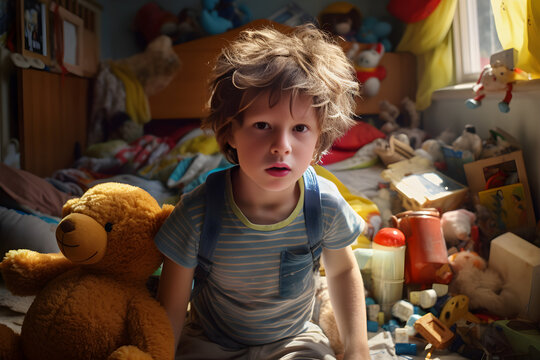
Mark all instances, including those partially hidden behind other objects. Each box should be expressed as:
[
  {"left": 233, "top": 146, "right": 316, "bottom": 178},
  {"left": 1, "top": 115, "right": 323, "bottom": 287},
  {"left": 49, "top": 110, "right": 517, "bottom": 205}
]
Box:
[{"left": 279, "top": 248, "right": 313, "bottom": 299}]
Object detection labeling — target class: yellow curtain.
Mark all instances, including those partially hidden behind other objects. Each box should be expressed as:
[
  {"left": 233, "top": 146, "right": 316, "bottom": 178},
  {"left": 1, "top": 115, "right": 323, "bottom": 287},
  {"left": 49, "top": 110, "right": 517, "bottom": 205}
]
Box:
[
  {"left": 396, "top": 0, "right": 457, "bottom": 111},
  {"left": 491, "top": 0, "right": 540, "bottom": 78}
]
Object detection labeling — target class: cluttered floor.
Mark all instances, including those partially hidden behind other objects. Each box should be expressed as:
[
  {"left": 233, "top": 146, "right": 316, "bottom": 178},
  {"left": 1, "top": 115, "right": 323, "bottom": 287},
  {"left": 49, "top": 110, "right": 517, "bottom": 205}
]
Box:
[{"left": 0, "top": 278, "right": 469, "bottom": 360}]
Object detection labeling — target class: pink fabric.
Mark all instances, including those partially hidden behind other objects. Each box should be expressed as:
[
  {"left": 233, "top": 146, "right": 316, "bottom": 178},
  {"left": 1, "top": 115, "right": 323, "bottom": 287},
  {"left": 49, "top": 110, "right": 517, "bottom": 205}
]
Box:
[{"left": 0, "top": 163, "right": 75, "bottom": 217}]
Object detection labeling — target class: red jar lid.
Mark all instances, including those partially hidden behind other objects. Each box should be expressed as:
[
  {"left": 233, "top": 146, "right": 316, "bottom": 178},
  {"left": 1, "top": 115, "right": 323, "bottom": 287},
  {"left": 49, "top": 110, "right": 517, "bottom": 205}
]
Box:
[{"left": 373, "top": 228, "right": 406, "bottom": 247}]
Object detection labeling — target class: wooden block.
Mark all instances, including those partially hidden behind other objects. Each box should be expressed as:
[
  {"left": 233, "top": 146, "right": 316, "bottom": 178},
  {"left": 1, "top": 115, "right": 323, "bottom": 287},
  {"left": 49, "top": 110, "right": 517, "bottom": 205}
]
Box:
[{"left": 414, "top": 313, "right": 454, "bottom": 349}]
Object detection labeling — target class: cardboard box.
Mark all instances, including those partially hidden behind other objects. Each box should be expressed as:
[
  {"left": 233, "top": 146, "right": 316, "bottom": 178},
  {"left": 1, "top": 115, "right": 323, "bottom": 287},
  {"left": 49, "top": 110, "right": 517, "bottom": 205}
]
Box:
[{"left": 489, "top": 232, "right": 540, "bottom": 321}]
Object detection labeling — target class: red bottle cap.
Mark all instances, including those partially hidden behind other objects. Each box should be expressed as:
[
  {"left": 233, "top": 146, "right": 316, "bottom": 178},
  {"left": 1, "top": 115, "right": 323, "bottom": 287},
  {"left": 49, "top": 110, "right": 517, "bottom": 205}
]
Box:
[{"left": 373, "top": 227, "right": 406, "bottom": 247}]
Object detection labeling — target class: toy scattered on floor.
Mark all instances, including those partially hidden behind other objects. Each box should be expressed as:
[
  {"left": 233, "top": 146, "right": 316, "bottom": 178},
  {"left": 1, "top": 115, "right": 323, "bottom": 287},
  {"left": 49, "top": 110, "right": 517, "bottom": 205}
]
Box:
[
  {"left": 414, "top": 313, "right": 455, "bottom": 349},
  {"left": 392, "top": 209, "right": 452, "bottom": 285},
  {"left": 441, "top": 208, "right": 478, "bottom": 250},
  {"left": 438, "top": 295, "right": 480, "bottom": 329},
  {"left": 371, "top": 228, "right": 406, "bottom": 318},
  {"left": 378, "top": 97, "right": 425, "bottom": 149},
  {"left": 348, "top": 42, "right": 386, "bottom": 97},
  {"left": 451, "top": 124, "right": 483, "bottom": 160},
  {"left": 409, "top": 289, "right": 438, "bottom": 309},
  {"left": 0, "top": 183, "right": 175, "bottom": 360},
  {"left": 318, "top": 1, "right": 362, "bottom": 41},
  {"left": 465, "top": 48, "right": 530, "bottom": 113},
  {"left": 448, "top": 250, "right": 521, "bottom": 318}
]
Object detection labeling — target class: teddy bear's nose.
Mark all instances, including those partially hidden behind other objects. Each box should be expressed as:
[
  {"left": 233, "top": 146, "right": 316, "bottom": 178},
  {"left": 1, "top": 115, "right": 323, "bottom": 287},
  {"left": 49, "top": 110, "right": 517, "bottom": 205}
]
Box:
[{"left": 60, "top": 219, "right": 76, "bottom": 233}]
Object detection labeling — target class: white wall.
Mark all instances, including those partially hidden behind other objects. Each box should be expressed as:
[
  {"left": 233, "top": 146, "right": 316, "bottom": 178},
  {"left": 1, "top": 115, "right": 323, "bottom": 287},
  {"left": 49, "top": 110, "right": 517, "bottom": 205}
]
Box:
[{"left": 423, "top": 81, "right": 540, "bottom": 219}]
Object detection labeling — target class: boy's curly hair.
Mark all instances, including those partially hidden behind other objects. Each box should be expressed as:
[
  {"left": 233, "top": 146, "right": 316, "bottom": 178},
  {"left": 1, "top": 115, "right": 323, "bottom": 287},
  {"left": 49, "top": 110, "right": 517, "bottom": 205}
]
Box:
[{"left": 201, "top": 24, "right": 359, "bottom": 164}]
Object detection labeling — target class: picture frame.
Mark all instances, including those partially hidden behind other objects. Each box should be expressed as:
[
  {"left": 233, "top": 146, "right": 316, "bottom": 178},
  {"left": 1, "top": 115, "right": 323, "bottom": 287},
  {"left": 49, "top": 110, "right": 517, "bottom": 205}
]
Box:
[
  {"left": 17, "top": 0, "right": 50, "bottom": 65},
  {"left": 463, "top": 150, "right": 536, "bottom": 236},
  {"left": 50, "top": 2, "right": 84, "bottom": 76}
]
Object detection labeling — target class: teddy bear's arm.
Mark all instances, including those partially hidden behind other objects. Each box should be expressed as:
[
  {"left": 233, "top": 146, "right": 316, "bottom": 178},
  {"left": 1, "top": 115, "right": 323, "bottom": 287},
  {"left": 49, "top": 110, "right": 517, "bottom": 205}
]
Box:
[
  {"left": 123, "top": 294, "right": 175, "bottom": 360},
  {"left": 0, "top": 250, "right": 75, "bottom": 296}
]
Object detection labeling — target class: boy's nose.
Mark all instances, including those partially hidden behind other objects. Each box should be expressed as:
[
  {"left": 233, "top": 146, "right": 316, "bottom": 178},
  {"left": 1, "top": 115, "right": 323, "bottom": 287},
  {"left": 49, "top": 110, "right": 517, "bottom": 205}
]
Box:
[{"left": 271, "top": 131, "right": 292, "bottom": 155}]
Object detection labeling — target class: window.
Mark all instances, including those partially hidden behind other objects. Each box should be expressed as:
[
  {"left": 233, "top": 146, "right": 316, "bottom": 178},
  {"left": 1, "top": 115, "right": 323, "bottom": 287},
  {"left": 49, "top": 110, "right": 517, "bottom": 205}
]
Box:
[{"left": 453, "top": 0, "right": 502, "bottom": 83}]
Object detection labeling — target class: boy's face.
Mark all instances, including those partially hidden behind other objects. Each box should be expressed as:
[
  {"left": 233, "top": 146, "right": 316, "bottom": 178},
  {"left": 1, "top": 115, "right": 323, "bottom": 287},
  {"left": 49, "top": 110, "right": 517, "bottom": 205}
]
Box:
[{"left": 229, "top": 92, "right": 320, "bottom": 193}]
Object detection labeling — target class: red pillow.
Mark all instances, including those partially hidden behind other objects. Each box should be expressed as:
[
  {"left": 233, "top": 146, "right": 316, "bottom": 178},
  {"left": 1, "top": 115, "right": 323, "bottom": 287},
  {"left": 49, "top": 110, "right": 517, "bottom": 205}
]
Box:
[
  {"left": 320, "top": 121, "right": 386, "bottom": 165},
  {"left": 332, "top": 121, "right": 386, "bottom": 151}
]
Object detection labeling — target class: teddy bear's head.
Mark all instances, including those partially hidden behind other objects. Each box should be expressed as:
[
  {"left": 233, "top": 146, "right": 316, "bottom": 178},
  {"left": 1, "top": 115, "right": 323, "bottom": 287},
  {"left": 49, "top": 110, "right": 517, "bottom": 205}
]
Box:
[{"left": 56, "top": 182, "right": 173, "bottom": 280}]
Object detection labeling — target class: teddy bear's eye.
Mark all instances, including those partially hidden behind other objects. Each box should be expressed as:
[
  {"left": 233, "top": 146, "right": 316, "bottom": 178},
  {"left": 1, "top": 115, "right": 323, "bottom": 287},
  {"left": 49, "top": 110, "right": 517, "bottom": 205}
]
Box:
[{"left": 104, "top": 222, "right": 113, "bottom": 232}]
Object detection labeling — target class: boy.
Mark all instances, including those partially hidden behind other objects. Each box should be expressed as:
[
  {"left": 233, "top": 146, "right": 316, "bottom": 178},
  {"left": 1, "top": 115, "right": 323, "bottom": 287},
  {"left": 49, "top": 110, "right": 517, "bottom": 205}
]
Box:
[{"left": 156, "top": 24, "right": 370, "bottom": 359}]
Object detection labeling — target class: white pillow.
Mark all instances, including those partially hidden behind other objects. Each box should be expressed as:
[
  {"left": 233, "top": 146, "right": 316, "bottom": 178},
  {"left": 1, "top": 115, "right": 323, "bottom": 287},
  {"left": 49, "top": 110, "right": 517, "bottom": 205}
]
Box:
[{"left": 0, "top": 207, "right": 59, "bottom": 257}]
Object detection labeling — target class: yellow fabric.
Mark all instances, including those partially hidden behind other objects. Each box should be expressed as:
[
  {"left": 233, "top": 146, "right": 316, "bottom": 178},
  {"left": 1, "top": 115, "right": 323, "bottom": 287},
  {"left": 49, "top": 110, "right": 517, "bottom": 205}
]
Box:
[
  {"left": 491, "top": 0, "right": 540, "bottom": 78},
  {"left": 109, "top": 62, "right": 152, "bottom": 125},
  {"left": 178, "top": 135, "right": 220, "bottom": 155},
  {"left": 396, "top": 0, "right": 458, "bottom": 110},
  {"left": 313, "top": 165, "right": 379, "bottom": 249}
]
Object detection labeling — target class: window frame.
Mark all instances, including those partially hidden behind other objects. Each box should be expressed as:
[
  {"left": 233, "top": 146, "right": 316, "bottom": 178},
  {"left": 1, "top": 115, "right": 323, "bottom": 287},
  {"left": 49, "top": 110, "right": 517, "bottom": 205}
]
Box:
[{"left": 453, "top": 0, "right": 483, "bottom": 84}]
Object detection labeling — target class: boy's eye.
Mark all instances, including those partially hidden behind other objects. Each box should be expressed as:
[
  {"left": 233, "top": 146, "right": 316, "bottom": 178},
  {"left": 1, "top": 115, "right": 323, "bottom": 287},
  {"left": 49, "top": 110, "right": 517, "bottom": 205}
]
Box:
[
  {"left": 254, "top": 122, "right": 269, "bottom": 130},
  {"left": 293, "top": 124, "right": 308, "bottom": 132}
]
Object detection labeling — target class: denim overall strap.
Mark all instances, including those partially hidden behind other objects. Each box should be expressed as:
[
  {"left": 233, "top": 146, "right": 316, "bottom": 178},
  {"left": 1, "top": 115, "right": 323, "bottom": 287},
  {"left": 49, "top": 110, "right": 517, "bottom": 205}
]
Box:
[
  {"left": 303, "top": 166, "right": 323, "bottom": 270},
  {"left": 191, "top": 167, "right": 229, "bottom": 300}
]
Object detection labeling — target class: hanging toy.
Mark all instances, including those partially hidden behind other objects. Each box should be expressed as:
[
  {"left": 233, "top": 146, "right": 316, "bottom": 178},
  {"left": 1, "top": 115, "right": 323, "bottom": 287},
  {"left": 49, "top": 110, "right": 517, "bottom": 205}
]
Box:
[{"left": 465, "top": 48, "right": 530, "bottom": 113}]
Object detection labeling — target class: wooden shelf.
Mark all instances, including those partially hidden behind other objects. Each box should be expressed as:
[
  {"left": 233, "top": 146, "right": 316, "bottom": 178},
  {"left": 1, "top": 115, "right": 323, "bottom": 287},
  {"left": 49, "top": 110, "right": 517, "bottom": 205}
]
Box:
[{"left": 149, "top": 19, "right": 417, "bottom": 119}]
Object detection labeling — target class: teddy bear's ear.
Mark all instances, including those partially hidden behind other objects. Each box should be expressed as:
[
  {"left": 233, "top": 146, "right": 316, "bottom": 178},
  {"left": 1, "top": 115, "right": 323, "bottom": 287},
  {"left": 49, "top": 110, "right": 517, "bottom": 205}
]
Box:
[
  {"left": 61, "top": 198, "right": 79, "bottom": 218},
  {"left": 156, "top": 204, "right": 174, "bottom": 229}
]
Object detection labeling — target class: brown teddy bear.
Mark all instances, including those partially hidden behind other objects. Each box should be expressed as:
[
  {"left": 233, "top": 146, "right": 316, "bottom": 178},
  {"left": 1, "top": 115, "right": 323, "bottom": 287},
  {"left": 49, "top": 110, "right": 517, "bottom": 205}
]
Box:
[{"left": 0, "top": 182, "right": 175, "bottom": 360}]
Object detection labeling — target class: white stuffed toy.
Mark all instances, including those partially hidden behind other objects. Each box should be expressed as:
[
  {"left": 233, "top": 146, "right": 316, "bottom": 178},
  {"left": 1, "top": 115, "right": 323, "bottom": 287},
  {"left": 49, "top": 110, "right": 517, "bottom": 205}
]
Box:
[
  {"left": 441, "top": 209, "right": 477, "bottom": 249},
  {"left": 448, "top": 251, "right": 520, "bottom": 318},
  {"left": 348, "top": 43, "right": 386, "bottom": 97}
]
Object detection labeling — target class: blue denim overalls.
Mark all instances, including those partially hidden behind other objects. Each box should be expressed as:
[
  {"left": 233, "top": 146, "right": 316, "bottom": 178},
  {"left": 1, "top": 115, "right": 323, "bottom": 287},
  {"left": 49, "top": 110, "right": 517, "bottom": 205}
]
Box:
[{"left": 191, "top": 166, "right": 323, "bottom": 300}]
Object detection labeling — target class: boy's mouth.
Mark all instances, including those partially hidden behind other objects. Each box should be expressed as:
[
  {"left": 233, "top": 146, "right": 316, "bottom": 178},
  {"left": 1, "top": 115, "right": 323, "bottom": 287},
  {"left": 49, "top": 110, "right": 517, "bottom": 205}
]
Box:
[{"left": 265, "top": 165, "right": 291, "bottom": 177}]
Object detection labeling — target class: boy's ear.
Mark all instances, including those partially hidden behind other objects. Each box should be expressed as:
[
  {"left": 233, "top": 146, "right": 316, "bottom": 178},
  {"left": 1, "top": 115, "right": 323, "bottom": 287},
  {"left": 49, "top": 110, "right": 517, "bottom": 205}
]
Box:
[{"left": 228, "top": 136, "right": 237, "bottom": 149}]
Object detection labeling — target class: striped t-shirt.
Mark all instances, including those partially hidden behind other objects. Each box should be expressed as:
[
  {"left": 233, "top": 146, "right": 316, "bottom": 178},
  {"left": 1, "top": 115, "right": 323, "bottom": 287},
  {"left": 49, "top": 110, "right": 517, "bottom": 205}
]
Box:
[{"left": 155, "top": 168, "right": 365, "bottom": 348}]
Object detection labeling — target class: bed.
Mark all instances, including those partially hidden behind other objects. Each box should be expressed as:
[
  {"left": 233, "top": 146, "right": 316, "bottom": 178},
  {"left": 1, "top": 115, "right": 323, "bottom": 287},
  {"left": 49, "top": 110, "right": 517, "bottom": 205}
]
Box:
[{"left": 1, "top": 19, "right": 474, "bottom": 359}]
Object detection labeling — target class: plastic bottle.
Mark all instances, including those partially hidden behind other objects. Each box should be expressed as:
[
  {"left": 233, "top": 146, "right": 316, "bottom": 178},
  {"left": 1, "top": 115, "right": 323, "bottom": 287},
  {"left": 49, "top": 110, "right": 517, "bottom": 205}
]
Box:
[{"left": 371, "top": 227, "right": 406, "bottom": 319}]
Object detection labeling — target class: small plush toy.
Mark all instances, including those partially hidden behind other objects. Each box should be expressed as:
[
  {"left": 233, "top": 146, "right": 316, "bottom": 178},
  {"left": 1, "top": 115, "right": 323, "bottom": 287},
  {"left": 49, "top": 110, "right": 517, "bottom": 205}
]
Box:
[
  {"left": 200, "top": 0, "right": 251, "bottom": 35},
  {"left": 448, "top": 250, "right": 520, "bottom": 318},
  {"left": 441, "top": 209, "right": 478, "bottom": 250},
  {"left": 349, "top": 43, "right": 386, "bottom": 97},
  {"left": 356, "top": 16, "right": 392, "bottom": 51},
  {"left": 0, "top": 183, "right": 175, "bottom": 360},
  {"left": 318, "top": 1, "right": 363, "bottom": 41},
  {"left": 451, "top": 124, "right": 483, "bottom": 160}
]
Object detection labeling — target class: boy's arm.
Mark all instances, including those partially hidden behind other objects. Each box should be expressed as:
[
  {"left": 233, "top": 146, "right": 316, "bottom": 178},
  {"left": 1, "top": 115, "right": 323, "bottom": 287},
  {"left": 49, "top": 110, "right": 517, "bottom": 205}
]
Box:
[
  {"left": 322, "top": 246, "right": 370, "bottom": 360},
  {"left": 157, "top": 256, "right": 195, "bottom": 350}
]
